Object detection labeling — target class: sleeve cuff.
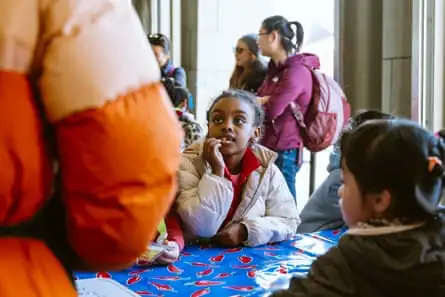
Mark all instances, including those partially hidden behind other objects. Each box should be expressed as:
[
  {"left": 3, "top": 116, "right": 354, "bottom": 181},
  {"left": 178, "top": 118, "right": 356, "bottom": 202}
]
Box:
[{"left": 240, "top": 221, "right": 251, "bottom": 246}]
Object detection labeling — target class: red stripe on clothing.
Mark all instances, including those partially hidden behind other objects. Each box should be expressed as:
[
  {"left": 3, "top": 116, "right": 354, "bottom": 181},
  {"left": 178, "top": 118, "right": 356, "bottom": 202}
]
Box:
[
  {"left": 221, "top": 148, "right": 261, "bottom": 228},
  {"left": 165, "top": 210, "right": 185, "bottom": 252}
]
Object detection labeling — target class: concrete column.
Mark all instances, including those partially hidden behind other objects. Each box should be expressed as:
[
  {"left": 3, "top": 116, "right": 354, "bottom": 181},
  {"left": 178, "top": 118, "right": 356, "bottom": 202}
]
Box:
[
  {"left": 181, "top": 0, "right": 199, "bottom": 113},
  {"left": 381, "top": 0, "right": 412, "bottom": 118},
  {"left": 337, "top": 0, "right": 383, "bottom": 112},
  {"left": 132, "top": 0, "right": 152, "bottom": 33}
]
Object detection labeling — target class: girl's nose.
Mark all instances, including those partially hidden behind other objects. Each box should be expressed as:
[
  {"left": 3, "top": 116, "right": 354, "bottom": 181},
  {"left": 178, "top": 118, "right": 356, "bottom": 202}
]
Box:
[
  {"left": 222, "top": 125, "right": 233, "bottom": 132},
  {"left": 222, "top": 120, "right": 234, "bottom": 131}
]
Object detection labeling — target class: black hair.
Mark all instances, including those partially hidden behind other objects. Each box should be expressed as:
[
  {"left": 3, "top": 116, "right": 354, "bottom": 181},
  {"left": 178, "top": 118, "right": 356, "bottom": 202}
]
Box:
[
  {"left": 206, "top": 89, "right": 264, "bottom": 128},
  {"left": 340, "top": 119, "right": 445, "bottom": 223},
  {"left": 162, "top": 77, "right": 190, "bottom": 108},
  {"left": 170, "top": 87, "right": 190, "bottom": 109},
  {"left": 261, "top": 15, "right": 304, "bottom": 53},
  {"left": 350, "top": 110, "right": 395, "bottom": 130},
  {"left": 147, "top": 33, "right": 171, "bottom": 55}
]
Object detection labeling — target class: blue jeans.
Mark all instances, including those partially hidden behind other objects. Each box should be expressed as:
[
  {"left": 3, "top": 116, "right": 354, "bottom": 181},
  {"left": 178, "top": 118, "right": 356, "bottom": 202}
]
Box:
[{"left": 275, "top": 149, "right": 300, "bottom": 199}]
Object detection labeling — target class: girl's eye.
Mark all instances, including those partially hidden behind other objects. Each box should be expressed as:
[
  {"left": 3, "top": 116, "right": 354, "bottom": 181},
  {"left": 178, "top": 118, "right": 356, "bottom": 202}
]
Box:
[
  {"left": 212, "top": 117, "right": 224, "bottom": 124},
  {"left": 234, "top": 117, "right": 246, "bottom": 125}
]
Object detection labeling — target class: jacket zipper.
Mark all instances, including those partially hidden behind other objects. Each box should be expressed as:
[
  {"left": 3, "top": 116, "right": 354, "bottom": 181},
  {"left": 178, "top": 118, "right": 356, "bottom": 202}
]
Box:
[{"left": 235, "top": 156, "right": 278, "bottom": 219}]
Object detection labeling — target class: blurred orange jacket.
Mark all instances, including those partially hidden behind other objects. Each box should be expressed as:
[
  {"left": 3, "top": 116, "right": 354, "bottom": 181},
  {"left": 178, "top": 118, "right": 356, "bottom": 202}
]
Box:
[{"left": 0, "top": 1, "right": 182, "bottom": 296}]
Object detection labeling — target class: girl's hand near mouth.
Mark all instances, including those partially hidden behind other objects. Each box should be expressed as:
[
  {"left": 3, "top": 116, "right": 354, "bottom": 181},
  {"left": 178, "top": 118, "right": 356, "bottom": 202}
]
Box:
[
  {"left": 220, "top": 137, "right": 234, "bottom": 145},
  {"left": 203, "top": 137, "right": 225, "bottom": 177}
]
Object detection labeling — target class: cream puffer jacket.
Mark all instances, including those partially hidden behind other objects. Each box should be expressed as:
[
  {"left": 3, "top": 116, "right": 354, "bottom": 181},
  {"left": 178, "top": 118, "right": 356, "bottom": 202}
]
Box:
[{"left": 177, "top": 141, "right": 300, "bottom": 247}]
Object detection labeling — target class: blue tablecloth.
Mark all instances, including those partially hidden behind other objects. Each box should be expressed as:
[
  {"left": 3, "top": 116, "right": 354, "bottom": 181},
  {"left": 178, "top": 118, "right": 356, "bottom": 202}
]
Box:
[{"left": 75, "top": 229, "right": 345, "bottom": 296}]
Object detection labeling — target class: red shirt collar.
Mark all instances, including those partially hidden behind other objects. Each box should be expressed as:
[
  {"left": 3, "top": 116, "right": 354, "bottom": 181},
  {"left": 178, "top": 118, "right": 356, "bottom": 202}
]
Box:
[
  {"left": 220, "top": 147, "right": 261, "bottom": 228},
  {"left": 175, "top": 109, "right": 183, "bottom": 117},
  {"left": 223, "top": 147, "right": 261, "bottom": 182}
]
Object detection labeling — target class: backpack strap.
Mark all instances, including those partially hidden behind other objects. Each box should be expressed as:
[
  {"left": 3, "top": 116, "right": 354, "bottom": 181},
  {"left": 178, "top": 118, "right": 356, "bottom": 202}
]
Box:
[
  {"left": 301, "top": 64, "right": 321, "bottom": 125},
  {"left": 289, "top": 101, "right": 306, "bottom": 128},
  {"left": 289, "top": 64, "right": 321, "bottom": 127}
]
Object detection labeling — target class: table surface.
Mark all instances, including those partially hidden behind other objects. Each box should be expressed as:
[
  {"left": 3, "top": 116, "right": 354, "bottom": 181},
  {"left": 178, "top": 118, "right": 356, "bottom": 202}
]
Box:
[{"left": 75, "top": 229, "right": 345, "bottom": 297}]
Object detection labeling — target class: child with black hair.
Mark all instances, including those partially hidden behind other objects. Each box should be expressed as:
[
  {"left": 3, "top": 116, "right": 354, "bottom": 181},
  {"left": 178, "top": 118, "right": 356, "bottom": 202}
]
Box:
[
  {"left": 272, "top": 120, "right": 445, "bottom": 297},
  {"left": 162, "top": 78, "right": 203, "bottom": 150},
  {"left": 177, "top": 89, "right": 299, "bottom": 247},
  {"left": 298, "top": 110, "right": 395, "bottom": 233}
]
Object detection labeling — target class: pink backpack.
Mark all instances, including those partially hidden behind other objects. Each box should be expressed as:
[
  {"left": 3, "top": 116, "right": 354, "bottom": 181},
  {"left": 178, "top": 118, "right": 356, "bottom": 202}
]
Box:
[{"left": 290, "top": 67, "right": 350, "bottom": 152}]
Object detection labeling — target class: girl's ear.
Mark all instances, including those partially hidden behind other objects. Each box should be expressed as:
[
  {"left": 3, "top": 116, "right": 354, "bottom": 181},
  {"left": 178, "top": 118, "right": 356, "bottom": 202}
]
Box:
[
  {"left": 369, "top": 190, "right": 392, "bottom": 215},
  {"left": 269, "top": 31, "right": 278, "bottom": 43},
  {"left": 250, "top": 126, "right": 262, "bottom": 145}
]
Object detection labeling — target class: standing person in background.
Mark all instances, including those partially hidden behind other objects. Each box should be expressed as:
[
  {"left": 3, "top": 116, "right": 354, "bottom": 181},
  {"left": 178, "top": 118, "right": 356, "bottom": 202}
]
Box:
[
  {"left": 0, "top": 1, "right": 181, "bottom": 296},
  {"left": 257, "top": 15, "right": 320, "bottom": 199},
  {"left": 229, "top": 34, "right": 267, "bottom": 94},
  {"left": 148, "top": 33, "right": 187, "bottom": 87}
]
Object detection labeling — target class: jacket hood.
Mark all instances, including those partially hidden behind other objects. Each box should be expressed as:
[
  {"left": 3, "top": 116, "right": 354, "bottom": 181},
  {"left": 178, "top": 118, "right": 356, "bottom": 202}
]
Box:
[
  {"left": 183, "top": 140, "right": 278, "bottom": 169},
  {"left": 266, "top": 53, "right": 321, "bottom": 76},
  {"left": 288, "top": 53, "right": 321, "bottom": 69},
  {"left": 270, "top": 53, "right": 320, "bottom": 69}
]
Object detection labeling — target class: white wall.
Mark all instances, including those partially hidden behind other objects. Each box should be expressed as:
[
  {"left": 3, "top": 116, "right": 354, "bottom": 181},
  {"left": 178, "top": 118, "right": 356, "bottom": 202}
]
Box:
[{"left": 184, "top": 0, "right": 336, "bottom": 208}]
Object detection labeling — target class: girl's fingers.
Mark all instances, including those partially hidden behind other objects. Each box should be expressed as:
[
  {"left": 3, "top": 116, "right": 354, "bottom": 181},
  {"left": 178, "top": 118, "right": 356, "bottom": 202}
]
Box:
[
  {"left": 204, "top": 138, "right": 216, "bottom": 157},
  {"left": 220, "top": 138, "right": 230, "bottom": 145},
  {"left": 209, "top": 140, "right": 221, "bottom": 151},
  {"left": 212, "top": 143, "right": 222, "bottom": 156}
]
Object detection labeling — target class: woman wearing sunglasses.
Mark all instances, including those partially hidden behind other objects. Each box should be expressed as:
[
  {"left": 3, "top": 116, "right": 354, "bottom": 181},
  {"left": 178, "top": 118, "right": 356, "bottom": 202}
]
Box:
[{"left": 229, "top": 34, "right": 267, "bottom": 94}]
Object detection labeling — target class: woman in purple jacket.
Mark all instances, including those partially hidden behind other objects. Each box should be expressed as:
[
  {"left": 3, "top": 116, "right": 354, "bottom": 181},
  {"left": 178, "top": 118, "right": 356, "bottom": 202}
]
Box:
[{"left": 257, "top": 15, "right": 320, "bottom": 199}]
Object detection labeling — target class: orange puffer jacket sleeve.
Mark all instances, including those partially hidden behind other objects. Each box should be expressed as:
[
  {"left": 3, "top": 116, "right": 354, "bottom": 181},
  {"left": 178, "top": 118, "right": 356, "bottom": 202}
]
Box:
[{"left": 0, "top": 1, "right": 181, "bottom": 296}]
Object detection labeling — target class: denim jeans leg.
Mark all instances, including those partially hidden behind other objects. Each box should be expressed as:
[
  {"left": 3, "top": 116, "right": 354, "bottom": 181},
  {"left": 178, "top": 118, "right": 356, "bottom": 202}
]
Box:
[{"left": 275, "top": 149, "right": 300, "bottom": 199}]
